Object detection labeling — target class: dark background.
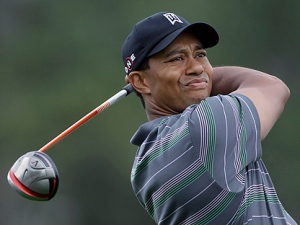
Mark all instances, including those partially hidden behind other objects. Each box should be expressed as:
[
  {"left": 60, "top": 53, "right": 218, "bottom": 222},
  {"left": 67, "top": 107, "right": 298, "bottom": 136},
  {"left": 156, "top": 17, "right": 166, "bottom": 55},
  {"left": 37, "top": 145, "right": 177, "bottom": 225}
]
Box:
[{"left": 1, "top": 1, "right": 299, "bottom": 224}]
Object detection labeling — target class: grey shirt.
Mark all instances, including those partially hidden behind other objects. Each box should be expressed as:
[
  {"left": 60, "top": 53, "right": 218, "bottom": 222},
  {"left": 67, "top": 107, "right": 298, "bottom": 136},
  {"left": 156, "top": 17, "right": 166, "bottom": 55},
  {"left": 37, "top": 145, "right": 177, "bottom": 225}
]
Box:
[{"left": 130, "top": 94, "right": 297, "bottom": 225}]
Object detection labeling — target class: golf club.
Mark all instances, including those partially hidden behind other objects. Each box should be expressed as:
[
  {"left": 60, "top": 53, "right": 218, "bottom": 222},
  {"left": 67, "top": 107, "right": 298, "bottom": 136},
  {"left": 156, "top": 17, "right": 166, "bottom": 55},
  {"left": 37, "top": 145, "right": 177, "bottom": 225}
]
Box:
[{"left": 7, "top": 84, "right": 134, "bottom": 201}]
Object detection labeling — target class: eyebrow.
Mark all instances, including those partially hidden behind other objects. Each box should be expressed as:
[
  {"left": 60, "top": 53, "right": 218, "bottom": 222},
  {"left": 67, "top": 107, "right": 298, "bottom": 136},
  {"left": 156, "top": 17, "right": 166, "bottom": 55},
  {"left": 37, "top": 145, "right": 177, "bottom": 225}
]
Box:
[{"left": 164, "top": 45, "right": 204, "bottom": 58}]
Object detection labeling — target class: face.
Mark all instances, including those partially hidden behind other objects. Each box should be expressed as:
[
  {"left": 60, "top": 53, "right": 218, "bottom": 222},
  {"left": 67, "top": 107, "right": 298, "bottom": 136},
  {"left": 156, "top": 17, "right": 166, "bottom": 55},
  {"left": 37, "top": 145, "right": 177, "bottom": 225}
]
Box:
[{"left": 143, "top": 32, "right": 213, "bottom": 114}]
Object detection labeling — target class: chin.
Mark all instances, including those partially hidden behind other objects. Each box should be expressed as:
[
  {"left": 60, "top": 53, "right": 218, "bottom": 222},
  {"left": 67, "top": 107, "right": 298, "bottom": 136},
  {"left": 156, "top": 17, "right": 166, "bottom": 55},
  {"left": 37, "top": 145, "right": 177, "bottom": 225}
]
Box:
[
  {"left": 192, "top": 95, "right": 208, "bottom": 104},
  {"left": 182, "top": 92, "right": 210, "bottom": 109}
]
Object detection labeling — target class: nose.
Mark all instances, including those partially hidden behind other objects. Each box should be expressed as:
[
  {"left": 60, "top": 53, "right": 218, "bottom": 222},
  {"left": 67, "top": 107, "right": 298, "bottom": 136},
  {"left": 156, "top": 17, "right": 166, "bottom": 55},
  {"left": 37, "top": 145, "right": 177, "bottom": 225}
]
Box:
[{"left": 185, "top": 58, "right": 204, "bottom": 76}]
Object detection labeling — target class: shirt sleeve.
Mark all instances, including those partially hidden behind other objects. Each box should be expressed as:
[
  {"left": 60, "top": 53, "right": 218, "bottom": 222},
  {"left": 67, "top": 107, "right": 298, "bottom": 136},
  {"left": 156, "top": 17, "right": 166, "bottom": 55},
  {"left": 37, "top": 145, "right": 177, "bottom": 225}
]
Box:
[{"left": 189, "top": 94, "right": 262, "bottom": 192}]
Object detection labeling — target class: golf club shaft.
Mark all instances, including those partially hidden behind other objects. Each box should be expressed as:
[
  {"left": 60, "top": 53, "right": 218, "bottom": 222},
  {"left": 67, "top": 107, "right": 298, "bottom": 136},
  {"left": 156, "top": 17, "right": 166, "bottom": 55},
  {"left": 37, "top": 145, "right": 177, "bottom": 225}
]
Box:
[{"left": 38, "top": 84, "right": 133, "bottom": 152}]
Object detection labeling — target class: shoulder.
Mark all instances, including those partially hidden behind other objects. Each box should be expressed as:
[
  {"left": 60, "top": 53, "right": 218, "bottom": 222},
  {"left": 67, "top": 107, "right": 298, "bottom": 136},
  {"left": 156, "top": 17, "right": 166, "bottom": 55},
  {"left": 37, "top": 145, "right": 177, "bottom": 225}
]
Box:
[
  {"left": 189, "top": 94, "right": 261, "bottom": 136},
  {"left": 191, "top": 94, "right": 258, "bottom": 119}
]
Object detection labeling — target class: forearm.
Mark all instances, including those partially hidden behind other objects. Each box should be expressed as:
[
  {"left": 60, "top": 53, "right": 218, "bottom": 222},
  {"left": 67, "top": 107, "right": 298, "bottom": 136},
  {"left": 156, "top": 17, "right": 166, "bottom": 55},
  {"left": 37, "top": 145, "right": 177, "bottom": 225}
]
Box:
[
  {"left": 211, "top": 66, "right": 278, "bottom": 96},
  {"left": 211, "top": 66, "right": 240, "bottom": 96},
  {"left": 211, "top": 66, "right": 290, "bottom": 140}
]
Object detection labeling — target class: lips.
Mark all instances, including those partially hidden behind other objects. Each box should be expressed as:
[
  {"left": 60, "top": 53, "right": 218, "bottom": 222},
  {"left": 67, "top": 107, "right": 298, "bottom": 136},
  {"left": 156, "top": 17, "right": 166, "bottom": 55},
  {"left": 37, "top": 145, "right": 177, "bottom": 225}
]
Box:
[{"left": 186, "top": 78, "right": 208, "bottom": 88}]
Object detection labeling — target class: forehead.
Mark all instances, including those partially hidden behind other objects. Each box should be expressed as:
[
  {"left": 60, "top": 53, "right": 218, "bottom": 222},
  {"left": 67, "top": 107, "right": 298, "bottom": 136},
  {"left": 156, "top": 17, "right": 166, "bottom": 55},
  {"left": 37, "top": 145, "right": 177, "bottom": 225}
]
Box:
[{"left": 156, "top": 32, "right": 203, "bottom": 56}]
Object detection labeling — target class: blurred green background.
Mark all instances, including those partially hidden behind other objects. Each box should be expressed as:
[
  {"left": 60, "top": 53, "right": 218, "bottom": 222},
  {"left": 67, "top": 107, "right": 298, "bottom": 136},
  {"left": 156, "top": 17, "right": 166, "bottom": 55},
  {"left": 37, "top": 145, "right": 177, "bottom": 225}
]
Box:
[{"left": 1, "top": 1, "right": 299, "bottom": 224}]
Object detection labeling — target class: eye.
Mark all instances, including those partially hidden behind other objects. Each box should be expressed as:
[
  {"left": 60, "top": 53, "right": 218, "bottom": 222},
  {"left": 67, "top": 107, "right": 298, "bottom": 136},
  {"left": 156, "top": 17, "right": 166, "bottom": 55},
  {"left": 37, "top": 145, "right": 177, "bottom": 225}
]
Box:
[
  {"left": 196, "top": 51, "right": 207, "bottom": 58},
  {"left": 169, "top": 56, "right": 184, "bottom": 62}
]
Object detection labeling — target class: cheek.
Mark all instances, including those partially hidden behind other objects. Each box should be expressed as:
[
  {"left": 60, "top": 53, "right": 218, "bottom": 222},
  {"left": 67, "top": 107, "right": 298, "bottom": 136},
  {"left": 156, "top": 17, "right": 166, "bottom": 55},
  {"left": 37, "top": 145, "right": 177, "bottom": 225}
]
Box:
[
  {"left": 204, "top": 62, "right": 213, "bottom": 75},
  {"left": 148, "top": 69, "right": 180, "bottom": 93},
  {"left": 155, "top": 82, "right": 177, "bottom": 99},
  {"left": 205, "top": 64, "right": 213, "bottom": 84},
  {"left": 151, "top": 80, "right": 182, "bottom": 107}
]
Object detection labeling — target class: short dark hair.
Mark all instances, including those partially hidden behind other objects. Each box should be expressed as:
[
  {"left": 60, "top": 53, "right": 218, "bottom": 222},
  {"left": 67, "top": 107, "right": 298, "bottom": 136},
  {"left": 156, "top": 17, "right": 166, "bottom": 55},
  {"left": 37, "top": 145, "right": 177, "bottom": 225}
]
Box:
[{"left": 137, "top": 58, "right": 150, "bottom": 71}]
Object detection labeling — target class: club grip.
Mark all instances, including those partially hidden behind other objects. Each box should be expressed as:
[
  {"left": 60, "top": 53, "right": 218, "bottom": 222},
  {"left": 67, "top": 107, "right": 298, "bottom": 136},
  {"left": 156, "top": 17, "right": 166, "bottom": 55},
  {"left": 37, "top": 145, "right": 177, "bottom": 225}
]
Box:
[{"left": 123, "top": 84, "right": 134, "bottom": 95}]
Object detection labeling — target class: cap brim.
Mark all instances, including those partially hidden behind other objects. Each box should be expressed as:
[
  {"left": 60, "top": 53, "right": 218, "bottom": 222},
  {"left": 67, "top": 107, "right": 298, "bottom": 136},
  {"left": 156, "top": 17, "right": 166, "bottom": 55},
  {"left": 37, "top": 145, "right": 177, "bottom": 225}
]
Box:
[{"left": 148, "top": 22, "right": 219, "bottom": 57}]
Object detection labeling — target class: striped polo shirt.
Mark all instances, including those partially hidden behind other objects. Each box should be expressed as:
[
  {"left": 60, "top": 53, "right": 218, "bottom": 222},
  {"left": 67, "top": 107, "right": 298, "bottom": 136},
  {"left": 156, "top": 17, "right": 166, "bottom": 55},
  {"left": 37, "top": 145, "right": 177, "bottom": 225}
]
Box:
[{"left": 130, "top": 94, "right": 297, "bottom": 225}]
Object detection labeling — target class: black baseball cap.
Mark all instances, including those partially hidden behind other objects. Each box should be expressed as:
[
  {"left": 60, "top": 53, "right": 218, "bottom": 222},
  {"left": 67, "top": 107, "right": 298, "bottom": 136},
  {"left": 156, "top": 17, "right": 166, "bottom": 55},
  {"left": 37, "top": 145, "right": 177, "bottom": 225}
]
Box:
[{"left": 122, "top": 12, "right": 219, "bottom": 75}]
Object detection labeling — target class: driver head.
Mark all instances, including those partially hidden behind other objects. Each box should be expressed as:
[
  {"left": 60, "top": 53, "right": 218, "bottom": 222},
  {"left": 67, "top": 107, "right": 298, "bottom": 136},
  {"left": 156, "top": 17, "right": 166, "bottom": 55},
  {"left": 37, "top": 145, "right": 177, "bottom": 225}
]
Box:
[{"left": 7, "top": 151, "right": 59, "bottom": 201}]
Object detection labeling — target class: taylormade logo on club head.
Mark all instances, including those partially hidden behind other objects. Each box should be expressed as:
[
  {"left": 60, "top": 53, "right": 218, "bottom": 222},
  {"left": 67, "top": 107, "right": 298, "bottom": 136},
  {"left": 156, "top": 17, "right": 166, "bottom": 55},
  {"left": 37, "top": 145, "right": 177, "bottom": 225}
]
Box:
[
  {"left": 7, "top": 84, "right": 132, "bottom": 201},
  {"left": 7, "top": 151, "right": 59, "bottom": 201}
]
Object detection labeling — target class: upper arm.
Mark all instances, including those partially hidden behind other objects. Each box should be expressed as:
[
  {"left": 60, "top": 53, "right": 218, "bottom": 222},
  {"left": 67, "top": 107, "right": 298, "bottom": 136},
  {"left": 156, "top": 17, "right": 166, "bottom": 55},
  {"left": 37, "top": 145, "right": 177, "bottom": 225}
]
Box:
[
  {"left": 230, "top": 70, "right": 290, "bottom": 140},
  {"left": 212, "top": 66, "right": 290, "bottom": 140}
]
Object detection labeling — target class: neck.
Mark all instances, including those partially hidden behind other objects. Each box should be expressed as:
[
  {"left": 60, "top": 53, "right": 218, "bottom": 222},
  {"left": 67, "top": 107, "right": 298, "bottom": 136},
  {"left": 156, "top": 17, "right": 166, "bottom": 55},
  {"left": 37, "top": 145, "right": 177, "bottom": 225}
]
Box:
[{"left": 144, "top": 97, "right": 179, "bottom": 121}]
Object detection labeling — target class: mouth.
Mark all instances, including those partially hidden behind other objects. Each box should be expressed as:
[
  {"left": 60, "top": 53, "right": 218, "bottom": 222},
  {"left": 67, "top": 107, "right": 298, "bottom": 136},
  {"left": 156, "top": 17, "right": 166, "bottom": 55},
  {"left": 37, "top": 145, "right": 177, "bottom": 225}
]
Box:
[{"left": 186, "top": 78, "right": 208, "bottom": 89}]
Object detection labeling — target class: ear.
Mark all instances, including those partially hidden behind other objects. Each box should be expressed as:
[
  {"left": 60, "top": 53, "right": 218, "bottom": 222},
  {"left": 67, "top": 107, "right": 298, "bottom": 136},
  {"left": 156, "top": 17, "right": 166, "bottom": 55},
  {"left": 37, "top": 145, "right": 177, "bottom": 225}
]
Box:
[{"left": 127, "top": 71, "right": 151, "bottom": 94}]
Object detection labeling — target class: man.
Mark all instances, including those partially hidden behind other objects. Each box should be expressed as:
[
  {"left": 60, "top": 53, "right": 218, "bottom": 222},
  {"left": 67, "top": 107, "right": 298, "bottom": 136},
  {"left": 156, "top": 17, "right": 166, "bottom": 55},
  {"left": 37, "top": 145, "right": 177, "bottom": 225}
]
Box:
[{"left": 122, "top": 12, "right": 297, "bottom": 224}]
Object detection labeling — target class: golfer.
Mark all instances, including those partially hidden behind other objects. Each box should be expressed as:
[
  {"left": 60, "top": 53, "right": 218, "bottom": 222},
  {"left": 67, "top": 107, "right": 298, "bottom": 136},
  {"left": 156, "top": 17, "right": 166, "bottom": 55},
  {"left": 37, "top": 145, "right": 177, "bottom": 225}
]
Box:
[{"left": 122, "top": 12, "right": 297, "bottom": 225}]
